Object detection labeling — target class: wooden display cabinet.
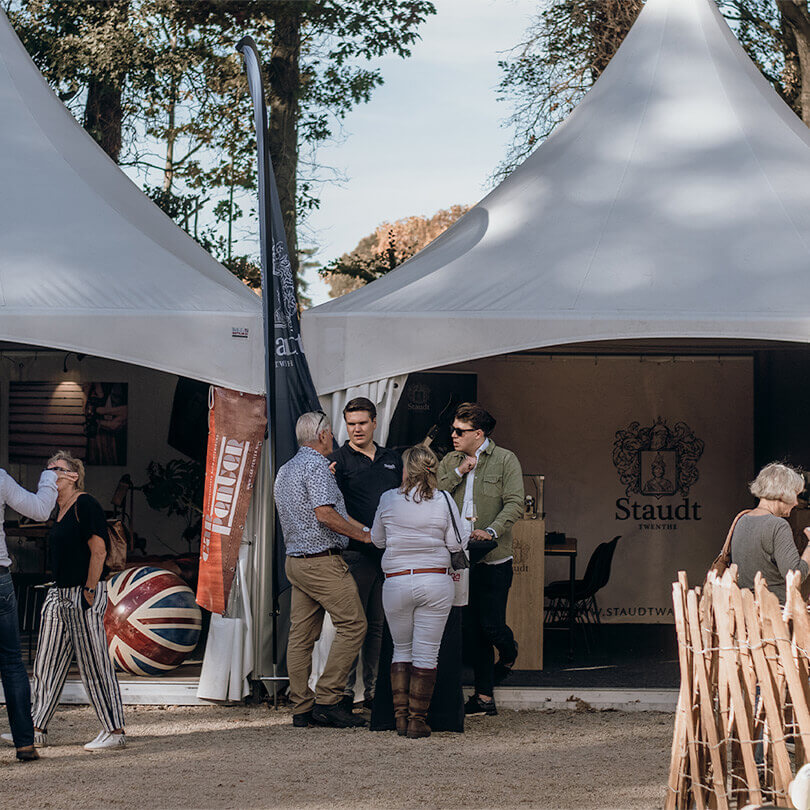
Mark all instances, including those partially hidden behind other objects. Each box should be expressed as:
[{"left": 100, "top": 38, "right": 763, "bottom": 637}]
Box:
[{"left": 505, "top": 474, "right": 545, "bottom": 670}]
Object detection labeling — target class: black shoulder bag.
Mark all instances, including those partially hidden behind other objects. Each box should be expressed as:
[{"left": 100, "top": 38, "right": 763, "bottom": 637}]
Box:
[{"left": 440, "top": 490, "right": 469, "bottom": 571}]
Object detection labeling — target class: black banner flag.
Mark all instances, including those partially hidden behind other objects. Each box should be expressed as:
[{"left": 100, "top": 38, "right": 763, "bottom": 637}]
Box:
[{"left": 237, "top": 37, "right": 322, "bottom": 673}]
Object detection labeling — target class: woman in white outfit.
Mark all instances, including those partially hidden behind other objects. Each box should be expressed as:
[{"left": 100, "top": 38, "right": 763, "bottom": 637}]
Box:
[{"left": 371, "top": 445, "right": 466, "bottom": 738}]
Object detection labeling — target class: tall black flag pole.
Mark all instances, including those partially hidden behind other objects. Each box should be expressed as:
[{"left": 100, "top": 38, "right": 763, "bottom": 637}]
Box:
[
  {"left": 237, "top": 36, "right": 323, "bottom": 701},
  {"left": 236, "top": 36, "right": 280, "bottom": 696}
]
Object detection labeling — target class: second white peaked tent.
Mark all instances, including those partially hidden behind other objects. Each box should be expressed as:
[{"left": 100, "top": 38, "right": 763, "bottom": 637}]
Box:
[{"left": 303, "top": 0, "right": 810, "bottom": 397}]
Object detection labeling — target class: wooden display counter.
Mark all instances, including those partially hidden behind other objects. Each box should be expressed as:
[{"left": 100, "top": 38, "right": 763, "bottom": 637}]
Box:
[{"left": 506, "top": 514, "right": 545, "bottom": 670}]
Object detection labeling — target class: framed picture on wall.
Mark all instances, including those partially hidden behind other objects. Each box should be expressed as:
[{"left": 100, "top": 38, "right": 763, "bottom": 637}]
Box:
[{"left": 8, "top": 381, "right": 128, "bottom": 466}]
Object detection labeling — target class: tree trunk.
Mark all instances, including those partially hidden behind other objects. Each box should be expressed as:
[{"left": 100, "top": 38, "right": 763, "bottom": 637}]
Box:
[
  {"left": 778, "top": 0, "right": 810, "bottom": 126},
  {"left": 779, "top": 6, "right": 801, "bottom": 114},
  {"left": 267, "top": 2, "right": 302, "bottom": 301},
  {"left": 163, "top": 34, "right": 178, "bottom": 192},
  {"left": 84, "top": 77, "right": 124, "bottom": 162},
  {"left": 82, "top": 0, "right": 129, "bottom": 163}
]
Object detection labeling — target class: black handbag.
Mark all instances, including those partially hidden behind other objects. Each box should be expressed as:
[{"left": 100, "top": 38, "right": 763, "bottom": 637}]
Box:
[{"left": 440, "top": 491, "right": 469, "bottom": 571}]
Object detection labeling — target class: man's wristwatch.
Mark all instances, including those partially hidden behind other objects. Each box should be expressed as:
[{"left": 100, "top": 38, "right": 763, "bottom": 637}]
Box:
[
  {"left": 362, "top": 527, "right": 370, "bottom": 535},
  {"left": 484, "top": 528, "right": 496, "bottom": 539},
  {"left": 83, "top": 586, "right": 94, "bottom": 594}
]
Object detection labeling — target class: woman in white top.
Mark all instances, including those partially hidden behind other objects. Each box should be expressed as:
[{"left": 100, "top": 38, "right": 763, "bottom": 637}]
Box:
[{"left": 371, "top": 444, "right": 466, "bottom": 739}]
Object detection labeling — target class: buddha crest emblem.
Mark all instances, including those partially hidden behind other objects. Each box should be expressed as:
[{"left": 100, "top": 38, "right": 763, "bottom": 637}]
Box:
[{"left": 612, "top": 417, "right": 704, "bottom": 499}]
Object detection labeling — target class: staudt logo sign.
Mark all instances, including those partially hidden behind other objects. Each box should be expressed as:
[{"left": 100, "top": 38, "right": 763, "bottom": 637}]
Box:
[{"left": 612, "top": 418, "right": 705, "bottom": 528}]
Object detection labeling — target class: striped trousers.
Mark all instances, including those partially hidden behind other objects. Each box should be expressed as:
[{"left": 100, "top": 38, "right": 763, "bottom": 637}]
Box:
[{"left": 31, "top": 584, "right": 125, "bottom": 733}]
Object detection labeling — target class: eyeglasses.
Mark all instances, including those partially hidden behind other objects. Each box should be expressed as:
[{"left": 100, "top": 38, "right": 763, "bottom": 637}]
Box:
[
  {"left": 450, "top": 426, "right": 477, "bottom": 436},
  {"left": 315, "top": 411, "right": 329, "bottom": 435},
  {"left": 47, "top": 466, "right": 72, "bottom": 474}
]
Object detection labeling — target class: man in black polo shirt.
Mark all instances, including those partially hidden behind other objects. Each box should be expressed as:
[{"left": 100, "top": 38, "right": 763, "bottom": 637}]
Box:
[{"left": 329, "top": 397, "right": 402, "bottom": 711}]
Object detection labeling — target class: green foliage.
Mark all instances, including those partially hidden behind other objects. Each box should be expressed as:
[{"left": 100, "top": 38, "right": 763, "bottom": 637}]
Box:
[
  {"left": 222, "top": 255, "right": 262, "bottom": 290},
  {"left": 140, "top": 458, "right": 204, "bottom": 523},
  {"left": 320, "top": 205, "right": 469, "bottom": 298}
]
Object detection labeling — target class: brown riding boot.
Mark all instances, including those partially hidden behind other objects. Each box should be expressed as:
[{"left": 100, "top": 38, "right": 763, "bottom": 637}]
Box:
[
  {"left": 406, "top": 667, "right": 437, "bottom": 739},
  {"left": 391, "top": 662, "right": 411, "bottom": 736}
]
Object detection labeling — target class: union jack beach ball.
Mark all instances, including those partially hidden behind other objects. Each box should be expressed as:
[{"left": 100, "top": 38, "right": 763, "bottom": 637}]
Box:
[{"left": 105, "top": 566, "right": 202, "bottom": 676}]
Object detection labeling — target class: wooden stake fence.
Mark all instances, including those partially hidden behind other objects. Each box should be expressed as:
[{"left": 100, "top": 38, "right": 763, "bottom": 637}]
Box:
[{"left": 666, "top": 567, "right": 810, "bottom": 808}]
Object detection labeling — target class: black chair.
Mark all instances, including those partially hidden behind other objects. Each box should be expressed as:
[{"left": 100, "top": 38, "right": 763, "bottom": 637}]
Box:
[{"left": 544, "top": 536, "right": 621, "bottom": 631}]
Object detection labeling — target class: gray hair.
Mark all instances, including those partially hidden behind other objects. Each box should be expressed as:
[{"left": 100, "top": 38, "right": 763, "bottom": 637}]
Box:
[
  {"left": 296, "top": 411, "right": 330, "bottom": 445},
  {"left": 749, "top": 462, "right": 805, "bottom": 502}
]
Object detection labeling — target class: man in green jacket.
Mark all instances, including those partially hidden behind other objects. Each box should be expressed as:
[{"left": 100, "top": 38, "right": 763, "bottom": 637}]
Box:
[{"left": 437, "top": 402, "right": 524, "bottom": 716}]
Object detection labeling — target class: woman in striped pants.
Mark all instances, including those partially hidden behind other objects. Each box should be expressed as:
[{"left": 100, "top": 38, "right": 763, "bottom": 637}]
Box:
[{"left": 31, "top": 451, "right": 125, "bottom": 751}]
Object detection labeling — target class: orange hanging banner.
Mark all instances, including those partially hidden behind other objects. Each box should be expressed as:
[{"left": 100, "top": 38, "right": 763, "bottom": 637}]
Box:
[{"left": 197, "top": 387, "right": 266, "bottom": 615}]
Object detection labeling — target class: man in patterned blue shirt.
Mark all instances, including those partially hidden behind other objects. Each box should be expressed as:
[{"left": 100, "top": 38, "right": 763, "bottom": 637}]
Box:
[{"left": 275, "top": 411, "right": 373, "bottom": 729}]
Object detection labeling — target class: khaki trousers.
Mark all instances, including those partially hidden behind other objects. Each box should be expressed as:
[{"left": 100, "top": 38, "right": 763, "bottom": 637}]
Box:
[{"left": 285, "top": 554, "right": 367, "bottom": 714}]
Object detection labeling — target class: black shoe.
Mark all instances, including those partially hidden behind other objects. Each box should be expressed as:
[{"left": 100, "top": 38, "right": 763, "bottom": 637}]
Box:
[
  {"left": 494, "top": 642, "right": 519, "bottom": 685},
  {"left": 464, "top": 694, "right": 498, "bottom": 716},
  {"left": 15, "top": 746, "right": 39, "bottom": 762},
  {"left": 338, "top": 694, "right": 355, "bottom": 713},
  {"left": 312, "top": 702, "right": 367, "bottom": 728},
  {"left": 292, "top": 711, "right": 313, "bottom": 728}
]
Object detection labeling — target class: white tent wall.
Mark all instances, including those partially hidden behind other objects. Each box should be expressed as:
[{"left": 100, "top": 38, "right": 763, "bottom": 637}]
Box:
[
  {"left": 0, "top": 351, "right": 194, "bottom": 560},
  {"left": 245, "top": 450, "right": 283, "bottom": 687},
  {"left": 433, "top": 352, "right": 754, "bottom": 623}
]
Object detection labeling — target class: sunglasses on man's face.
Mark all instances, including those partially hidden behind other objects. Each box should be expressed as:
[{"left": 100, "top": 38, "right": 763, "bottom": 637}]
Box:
[{"left": 450, "top": 426, "right": 477, "bottom": 436}]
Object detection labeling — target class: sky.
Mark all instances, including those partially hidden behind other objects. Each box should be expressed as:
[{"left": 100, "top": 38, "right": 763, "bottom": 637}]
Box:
[{"left": 302, "top": 0, "right": 537, "bottom": 306}]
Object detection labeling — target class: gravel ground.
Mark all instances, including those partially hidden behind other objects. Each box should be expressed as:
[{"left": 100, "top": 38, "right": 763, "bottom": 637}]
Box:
[{"left": 0, "top": 704, "right": 673, "bottom": 809}]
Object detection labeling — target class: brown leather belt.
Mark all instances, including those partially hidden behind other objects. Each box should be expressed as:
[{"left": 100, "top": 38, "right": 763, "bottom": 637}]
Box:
[
  {"left": 385, "top": 567, "right": 449, "bottom": 579},
  {"left": 296, "top": 548, "right": 342, "bottom": 559}
]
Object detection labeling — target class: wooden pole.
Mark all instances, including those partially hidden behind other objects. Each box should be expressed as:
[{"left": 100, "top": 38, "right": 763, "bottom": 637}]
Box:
[
  {"left": 757, "top": 575, "right": 810, "bottom": 763},
  {"left": 686, "top": 588, "right": 729, "bottom": 808},
  {"left": 667, "top": 580, "right": 692, "bottom": 810},
  {"left": 673, "top": 575, "right": 705, "bottom": 809},
  {"left": 741, "top": 588, "right": 792, "bottom": 797},
  {"left": 714, "top": 572, "right": 762, "bottom": 805}
]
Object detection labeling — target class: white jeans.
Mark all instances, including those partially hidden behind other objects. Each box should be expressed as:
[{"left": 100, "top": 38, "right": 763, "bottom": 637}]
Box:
[{"left": 383, "top": 573, "right": 454, "bottom": 669}]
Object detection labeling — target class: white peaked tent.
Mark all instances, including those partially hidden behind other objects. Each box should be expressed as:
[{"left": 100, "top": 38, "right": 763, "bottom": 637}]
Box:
[
  {"left": 0, "top": 10, "right": 264, "bottom": 393},
  {"left": 303, "top": 0, "right": 810, "bottom": 402},
  {"left": 1, "top": 10, "right": 266, "bottom": 698}
]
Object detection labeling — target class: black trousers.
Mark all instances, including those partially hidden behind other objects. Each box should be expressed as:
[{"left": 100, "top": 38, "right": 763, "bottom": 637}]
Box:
[{"left": 466, "top": 560, "right": 516, "bottom": 697}]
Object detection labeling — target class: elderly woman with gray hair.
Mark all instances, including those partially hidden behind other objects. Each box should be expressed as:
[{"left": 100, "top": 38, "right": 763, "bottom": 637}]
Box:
[{"left": 731, "top": 462, "right": 810, "bottom": 604}]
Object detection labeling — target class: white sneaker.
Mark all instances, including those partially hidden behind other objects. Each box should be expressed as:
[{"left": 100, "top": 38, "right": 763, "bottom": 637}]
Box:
[
  {"left": 1, "top": 731, "right": 47, "bottom": 747},
  {"left": 84, "top": 730, "right": 126, "bottom": 751}
]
